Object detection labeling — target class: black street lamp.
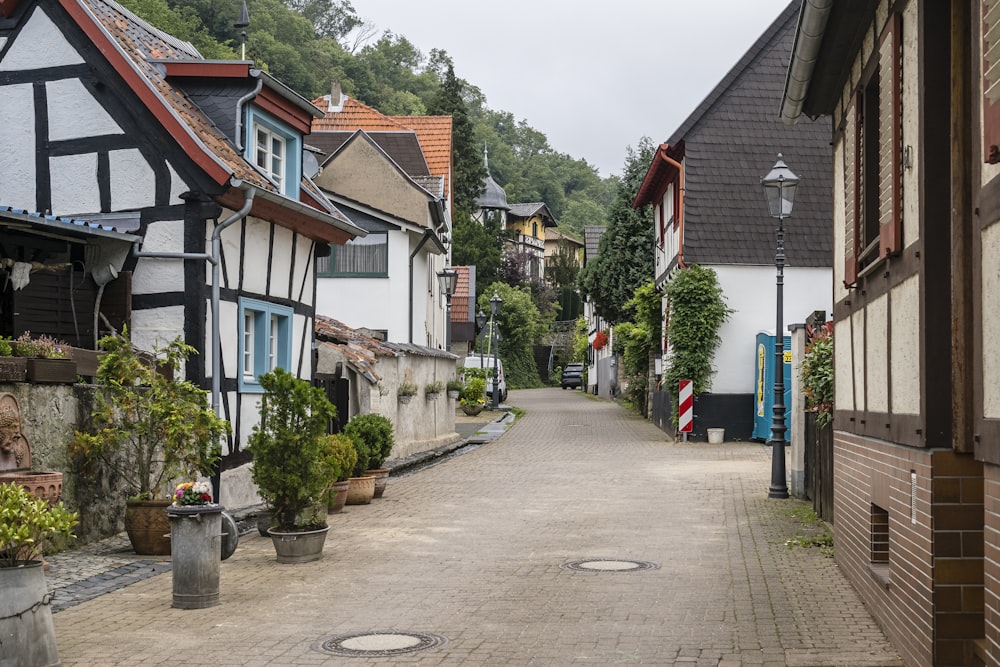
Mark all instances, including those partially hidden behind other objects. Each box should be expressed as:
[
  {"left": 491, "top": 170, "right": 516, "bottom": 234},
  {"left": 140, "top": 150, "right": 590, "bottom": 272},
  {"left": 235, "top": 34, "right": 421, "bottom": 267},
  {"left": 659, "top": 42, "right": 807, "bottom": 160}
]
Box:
[
  {"left": 475, "top": 309, "right": 487, "bottom": 373},
  {"left": 489, "top": 292, "right": 503, "bottom": 410},
  {"left": 436, "top": 267, "right": 458, "bottom": 352},
  {"left": 761, "top": 154, "right": 799, "bottom": 500}
]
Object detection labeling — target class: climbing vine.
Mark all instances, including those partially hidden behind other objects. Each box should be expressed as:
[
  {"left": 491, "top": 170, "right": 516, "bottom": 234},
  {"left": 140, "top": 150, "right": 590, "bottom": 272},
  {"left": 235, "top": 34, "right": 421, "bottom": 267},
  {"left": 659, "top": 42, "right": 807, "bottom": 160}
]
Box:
[
  {"left": 800, "top": 322, "right": 833, "bottom": 428},
  {"left": 662, "top": 265, "right": 731, "bottom": 425}
]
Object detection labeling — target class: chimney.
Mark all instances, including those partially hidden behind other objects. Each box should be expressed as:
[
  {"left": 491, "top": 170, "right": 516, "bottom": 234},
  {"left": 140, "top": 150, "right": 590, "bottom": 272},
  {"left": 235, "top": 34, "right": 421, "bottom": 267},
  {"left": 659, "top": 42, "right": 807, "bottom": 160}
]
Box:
[{"left": 329, "top": 80, "right": 344, "bottom": 112}]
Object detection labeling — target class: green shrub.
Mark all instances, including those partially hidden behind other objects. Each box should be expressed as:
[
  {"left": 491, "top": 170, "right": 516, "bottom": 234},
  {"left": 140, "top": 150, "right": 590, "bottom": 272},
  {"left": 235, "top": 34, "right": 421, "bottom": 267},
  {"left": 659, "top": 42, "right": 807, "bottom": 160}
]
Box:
[
  {"left": 0, "top": 483, "right": 78, "bottom": 567},
  {"left": 343, "top": 413, "right": 395, "bottom": 473},
  {"left": 247, "top": 368, "right": 336, "bottom": 531},
  {"left": 461, "top": 377, "right": 486, "bottom": 406}
]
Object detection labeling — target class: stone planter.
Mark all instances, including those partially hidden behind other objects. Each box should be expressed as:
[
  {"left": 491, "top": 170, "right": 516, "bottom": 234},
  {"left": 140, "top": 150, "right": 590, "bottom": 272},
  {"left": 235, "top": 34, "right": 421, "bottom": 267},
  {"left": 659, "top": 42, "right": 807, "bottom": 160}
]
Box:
[
  {"left": 345, "top": 475, "right": 375, "bottom": 505},
  {"left": 0, "top": 357, "right": 26, "bottom": 383},
  {"left": 25, "top": 358, "right": 76, "bottom": 384},
  {"left": 447, "top": 390, "right": 460, "bottom": 400},
  {"left": 0, "top": 561, "right": 60, "bottom": 667},
  {"left": 167, "top": 504, "right": 224, "bottom": 609},
  {"left": 426, "top": 391, "right": 440, "bottom": 401},
  {"left": 461, "top": 403, "right": 484, "bottom": 416},
  {"left": 398, "top": 394, "right": 414, "bottom": 404},
  {"left": 268, "top": 525, "right": 329, "bottom": 564},
  {"left": 124, "top": 498, "right": 172, "bottom": 555}
]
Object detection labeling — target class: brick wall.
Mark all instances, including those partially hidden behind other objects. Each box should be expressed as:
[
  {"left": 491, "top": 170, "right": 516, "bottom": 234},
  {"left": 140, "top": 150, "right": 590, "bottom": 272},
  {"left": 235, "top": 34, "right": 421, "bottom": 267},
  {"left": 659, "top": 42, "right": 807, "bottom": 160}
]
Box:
[
  {"left": 983, "top": 465, "right": 1000, "bottom": 664},
  {"left": 834, "top": 432, "right": 985, "bottom": 666}
]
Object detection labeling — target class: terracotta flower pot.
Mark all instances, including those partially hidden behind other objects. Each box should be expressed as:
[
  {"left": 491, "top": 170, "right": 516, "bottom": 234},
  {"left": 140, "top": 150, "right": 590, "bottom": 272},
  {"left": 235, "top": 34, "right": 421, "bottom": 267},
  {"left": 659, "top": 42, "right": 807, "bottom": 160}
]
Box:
[
  {"left": 345, "top": 476, "right": 375, "bottom": 505},
  {"left": 365, "top": 469, "right": 390, "bottom": 499},
  {"left": 326, "top": 479, "right": 350, "bottom": 514},
  {"left": 124, "top": 498, "right": 172, "bottom": 555}
]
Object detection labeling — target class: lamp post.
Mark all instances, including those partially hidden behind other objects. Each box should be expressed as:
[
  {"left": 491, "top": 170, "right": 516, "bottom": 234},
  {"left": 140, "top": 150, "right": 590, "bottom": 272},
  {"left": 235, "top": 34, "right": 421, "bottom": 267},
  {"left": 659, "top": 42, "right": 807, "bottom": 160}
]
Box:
[
  {"left": 489, "top": 292, "right": 503, "bottom": 410},
  {"left": 475, "top": 309, "right": 487, "bottom": 373},
  {"left": 761, "top": 154, "right": 799, "bottom": 500},
  {"left": 436, "top": 267, "right": 458, "bottom": 352}
]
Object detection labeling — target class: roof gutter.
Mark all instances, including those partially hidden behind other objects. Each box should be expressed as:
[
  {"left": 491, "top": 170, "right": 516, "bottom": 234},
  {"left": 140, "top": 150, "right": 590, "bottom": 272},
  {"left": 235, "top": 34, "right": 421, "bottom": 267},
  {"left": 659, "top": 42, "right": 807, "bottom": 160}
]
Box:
[{"left": 780, "top": 0, "right": 833, "bottom": 125}]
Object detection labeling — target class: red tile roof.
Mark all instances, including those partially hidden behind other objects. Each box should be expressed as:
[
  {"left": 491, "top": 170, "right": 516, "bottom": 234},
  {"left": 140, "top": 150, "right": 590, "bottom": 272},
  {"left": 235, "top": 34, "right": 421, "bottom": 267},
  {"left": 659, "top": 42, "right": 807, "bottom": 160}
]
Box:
[{"left": 312, "top": 96, "right": 453, "bottom": 208}]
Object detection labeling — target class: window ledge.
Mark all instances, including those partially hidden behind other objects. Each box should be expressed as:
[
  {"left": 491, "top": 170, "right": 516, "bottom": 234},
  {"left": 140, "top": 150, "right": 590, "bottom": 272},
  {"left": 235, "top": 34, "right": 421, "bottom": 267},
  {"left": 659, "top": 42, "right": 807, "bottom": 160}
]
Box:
[{"left": 867, "top": 562, "right": 890, "bottom": 590}]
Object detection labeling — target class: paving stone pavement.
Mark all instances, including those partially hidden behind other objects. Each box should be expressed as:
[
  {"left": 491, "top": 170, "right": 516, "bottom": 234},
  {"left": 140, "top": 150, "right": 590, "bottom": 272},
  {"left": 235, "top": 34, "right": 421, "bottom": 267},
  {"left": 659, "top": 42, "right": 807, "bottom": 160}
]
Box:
[{"left": 48, "top": 388, "right": 903, "bottom": 666}]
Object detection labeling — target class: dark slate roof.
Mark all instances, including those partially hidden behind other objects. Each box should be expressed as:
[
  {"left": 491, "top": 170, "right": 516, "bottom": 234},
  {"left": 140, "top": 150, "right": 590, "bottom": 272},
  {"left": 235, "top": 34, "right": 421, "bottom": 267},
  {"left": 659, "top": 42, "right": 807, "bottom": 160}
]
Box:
[
  {"left": 508, "top": 203, "right": 557, "bottom": 227},
  {"left": 584, "top": 226, "right": 606, "bottom": 265},
  {"left": 664, "top": 0, "right": 833, "bottom": 268},
  {"left": 329, "top": 199, "right": 402, "bottom": 232},
  {"left": 0, "top": 206, "right": 141, "bottom": 241},
  {"left": 310, "top": 130, "right": 430, "bottom": 177},
  {"left": 476, "top": 172, "right": 510, "bottom": 210}
]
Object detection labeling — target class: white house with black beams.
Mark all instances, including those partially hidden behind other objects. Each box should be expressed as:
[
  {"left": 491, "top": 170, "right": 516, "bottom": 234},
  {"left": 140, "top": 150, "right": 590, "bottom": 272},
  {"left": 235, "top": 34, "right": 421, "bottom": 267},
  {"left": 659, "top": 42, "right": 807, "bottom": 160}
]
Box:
[{"left": 0, "top": 0, "right": 362, "bottom": 509}]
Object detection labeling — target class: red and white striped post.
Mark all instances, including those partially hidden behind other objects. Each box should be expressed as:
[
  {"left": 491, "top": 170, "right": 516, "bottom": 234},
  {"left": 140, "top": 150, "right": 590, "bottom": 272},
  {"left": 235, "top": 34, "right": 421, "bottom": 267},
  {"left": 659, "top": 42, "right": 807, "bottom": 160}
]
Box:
[{"left": 678, "top": 379, "right": 693, "bottom": 441}]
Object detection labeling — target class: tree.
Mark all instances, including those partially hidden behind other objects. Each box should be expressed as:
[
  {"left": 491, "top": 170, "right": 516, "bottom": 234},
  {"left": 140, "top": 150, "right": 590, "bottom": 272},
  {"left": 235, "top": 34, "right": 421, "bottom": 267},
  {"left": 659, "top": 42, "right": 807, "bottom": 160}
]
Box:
[
  {"left": 478, "top": 282, "right": 543, "bottom": 389},
  {"left": 578, "top": 138, "right": 656, "bottom": 324},
  {"left": 428, "top": 61, "right": 485, "bottom": 216}
]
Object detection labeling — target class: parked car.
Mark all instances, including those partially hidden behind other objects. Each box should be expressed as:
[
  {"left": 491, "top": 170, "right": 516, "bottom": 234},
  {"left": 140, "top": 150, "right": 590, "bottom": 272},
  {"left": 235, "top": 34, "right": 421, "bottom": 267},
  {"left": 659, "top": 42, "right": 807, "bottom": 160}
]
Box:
[
  {"left": 561, "top": 362, "right": 584, "bottom": 389},
  {"left": 462, "top": 355, "right": 507, "bottom": 402}
]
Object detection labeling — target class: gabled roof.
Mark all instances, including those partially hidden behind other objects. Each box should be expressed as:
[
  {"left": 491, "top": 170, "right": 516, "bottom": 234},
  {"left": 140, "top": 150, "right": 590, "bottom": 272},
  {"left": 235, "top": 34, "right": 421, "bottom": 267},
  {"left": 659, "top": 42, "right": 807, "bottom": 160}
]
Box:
[
  {"left": 323, "top": 130, "right": 442, "bottom": 203},
  {"left": 508, "top": 203, "right": 557, "bottom": 227},
  {"left": 545, "top": 228, "right": 584, "bottom": 248},
  {"left": 310, "top": 130, "right": 430, "bottom": 177},
  {"left": 58, "top": 0, "right": 360, "bottom": 243},
  {"left": 312, "top": 94, "right": 453, "bottom": 205},
  {"left": 654, "top": 0, "right": 832, "bottom": 268}
]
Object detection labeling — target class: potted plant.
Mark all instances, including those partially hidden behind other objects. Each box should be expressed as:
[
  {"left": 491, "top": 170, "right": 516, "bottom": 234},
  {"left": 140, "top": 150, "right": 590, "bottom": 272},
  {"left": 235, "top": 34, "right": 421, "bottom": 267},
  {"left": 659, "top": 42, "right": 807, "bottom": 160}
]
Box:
[
  {"left": 247, "top": 368, "right": 337, "bottom": 563},
  {"left": 0, "top": 482, "right": 77, "bottom": 667},
  {"left": 460, "top": 377, "right": 487, "bottom": 416},
  {"left": 0, "top": 336, "right": 26, "bottom": 382},
  {"left": 69, "top": 328, "right": 228, "bottom": 555},
  {"left": 397, "top": 381, "right": 418, "bottom": 404},
  {"left": 343, "top": 428, "right": 375, "bottom": 505},
  {"left": 446, "top": 378, "right": 463, "bottom": 399},
  {"left": 9, "top": 332, "right": 75, "bottom": 383},
  {"left": 319, "top": 433, "right": 357, "bottom": 514},
  {"left": 425, "top": 380, "right": 445, "bottom": 400},
  {"left": 343, "top": 413, "right": 395, "bottom": 499}
]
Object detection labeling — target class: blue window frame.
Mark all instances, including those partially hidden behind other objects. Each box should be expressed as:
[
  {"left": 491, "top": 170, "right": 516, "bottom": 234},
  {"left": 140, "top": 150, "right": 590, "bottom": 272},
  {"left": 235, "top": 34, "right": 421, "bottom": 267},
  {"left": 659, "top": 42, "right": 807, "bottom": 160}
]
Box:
[
  {"left": 238, "top": 297, "right": 293, "bottom": 392},
  {"left": 245, "top": 107, "right": 301, "bottom": 199}
]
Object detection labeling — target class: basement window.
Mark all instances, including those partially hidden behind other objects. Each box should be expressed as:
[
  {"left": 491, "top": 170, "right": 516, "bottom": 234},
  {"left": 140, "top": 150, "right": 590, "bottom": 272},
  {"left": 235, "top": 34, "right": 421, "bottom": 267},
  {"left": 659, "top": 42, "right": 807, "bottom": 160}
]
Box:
[{"left": 869, "top": 503, "right": 890, "bottom": 588}]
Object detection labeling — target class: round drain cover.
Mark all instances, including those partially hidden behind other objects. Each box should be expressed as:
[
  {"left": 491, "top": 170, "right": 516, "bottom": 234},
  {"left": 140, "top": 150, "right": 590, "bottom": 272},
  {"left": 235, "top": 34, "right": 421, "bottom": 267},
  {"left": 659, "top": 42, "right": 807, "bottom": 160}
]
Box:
[
  {"left": 561, "top": 558, "right": 660, "bottom": 572},
  {"left": 314, "top": 631, "right": 447, "bottom": 657}
]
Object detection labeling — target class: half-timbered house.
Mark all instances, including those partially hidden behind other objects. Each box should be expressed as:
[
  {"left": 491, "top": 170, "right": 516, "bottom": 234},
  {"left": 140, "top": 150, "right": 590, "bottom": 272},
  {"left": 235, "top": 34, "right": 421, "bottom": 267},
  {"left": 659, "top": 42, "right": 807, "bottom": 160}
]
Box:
[
  {"left": 782, "top": 1, "right": 996, "bottom": 664},
  {"left": 0, "top": 0, "right": 362, "bottom": 508}
]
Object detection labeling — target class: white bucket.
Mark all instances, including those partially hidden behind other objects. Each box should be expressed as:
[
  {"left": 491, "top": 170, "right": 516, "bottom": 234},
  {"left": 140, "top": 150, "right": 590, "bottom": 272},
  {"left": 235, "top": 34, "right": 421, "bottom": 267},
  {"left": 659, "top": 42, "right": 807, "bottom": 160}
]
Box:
[{"left": 707, "top": 428, "right": 725, "bottom": 444}]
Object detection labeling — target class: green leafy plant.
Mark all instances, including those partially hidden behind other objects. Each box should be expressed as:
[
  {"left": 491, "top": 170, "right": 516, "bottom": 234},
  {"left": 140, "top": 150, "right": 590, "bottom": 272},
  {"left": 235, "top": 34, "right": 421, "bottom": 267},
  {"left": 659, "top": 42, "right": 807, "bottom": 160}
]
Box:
[
  {"left": 343, "top": 413, "right": 395, "bottom": 473},
  {"left": 0, "top": 337, "right": 11, "bottom": 357},
  {"left": 318, "top": 433, "right": 357, "bottom": 484},
  {"left": 446, "top": 378, "right": 464, "bottom": 393},
  {"left": 398, "top": 381, "right": 418, "bottom": 397},
  {"left": 662, "top": 265, "right": 731, "bottom": 427},
  {"left": 0, "top": 483, "right": 78, "bottom": 567},
  {"left": 461, "top": 377, "right": 486, "bottom": 407},
  {"left": 800, "top": 322, "right": 834, "bottom": 429},
  {"left": 69, "top": 328, "right": 228, "bottom": 500},
  {"left": 425, "top": 380, "right": 445, "bottom": 395},
  {"left": 246, "top": 368, "right": 337, "bottom": 531}
]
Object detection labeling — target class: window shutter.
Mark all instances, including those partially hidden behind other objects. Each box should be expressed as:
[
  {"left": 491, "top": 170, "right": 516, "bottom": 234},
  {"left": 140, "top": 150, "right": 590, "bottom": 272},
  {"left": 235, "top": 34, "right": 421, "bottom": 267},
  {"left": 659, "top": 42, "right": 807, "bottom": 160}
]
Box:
[
  {"left": 985, "top": 0, "right": 1000, "bottom": 163},
  {"left": 844, "top": 93, "right": 861, "bottom": 286},
  {"left": 878, "top": 12, "right": 903, "bottom": 258}
]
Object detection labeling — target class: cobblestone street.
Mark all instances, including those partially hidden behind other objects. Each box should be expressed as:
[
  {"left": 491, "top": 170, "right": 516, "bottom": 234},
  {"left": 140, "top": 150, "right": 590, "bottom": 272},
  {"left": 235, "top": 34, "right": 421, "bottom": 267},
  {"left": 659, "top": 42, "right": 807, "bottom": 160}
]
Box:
[{"left": 49, "top": 388, "right": 901, "bottom": 666}]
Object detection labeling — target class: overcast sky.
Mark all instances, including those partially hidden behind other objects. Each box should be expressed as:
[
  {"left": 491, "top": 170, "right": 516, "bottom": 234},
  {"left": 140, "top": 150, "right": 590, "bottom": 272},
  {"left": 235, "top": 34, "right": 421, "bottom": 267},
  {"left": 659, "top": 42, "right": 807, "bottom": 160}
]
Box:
[{"left": 355, "top": 0, "right": 795, "bottom": 178}]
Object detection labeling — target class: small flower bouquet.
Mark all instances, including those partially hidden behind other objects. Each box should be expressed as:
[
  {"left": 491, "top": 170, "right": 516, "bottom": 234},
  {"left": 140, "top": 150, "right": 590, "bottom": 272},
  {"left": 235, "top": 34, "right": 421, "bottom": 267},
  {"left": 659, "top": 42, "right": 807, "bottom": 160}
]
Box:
[{"left": 172, "top": 481, "right": 213, "bottom": 506}]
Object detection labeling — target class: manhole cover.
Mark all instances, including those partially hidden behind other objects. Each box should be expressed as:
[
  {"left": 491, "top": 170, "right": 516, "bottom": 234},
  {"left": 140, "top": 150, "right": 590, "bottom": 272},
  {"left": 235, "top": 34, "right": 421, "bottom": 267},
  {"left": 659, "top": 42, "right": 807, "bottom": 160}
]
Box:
[
  {"left": 314, "top": 631, "right": 447, "bottom": 657},
  {"left": 561, "top": 558, "right": 660, "bottom": 572}
]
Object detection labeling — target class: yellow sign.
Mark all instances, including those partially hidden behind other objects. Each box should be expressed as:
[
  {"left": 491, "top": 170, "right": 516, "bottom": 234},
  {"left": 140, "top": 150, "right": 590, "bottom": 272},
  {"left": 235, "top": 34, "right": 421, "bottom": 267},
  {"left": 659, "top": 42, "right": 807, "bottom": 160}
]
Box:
[
  {"left": 756, "top": 344, "right": 765, "bottom": 417},
  {"left": 783, "top": 350, "right": 792, "bottom": 364}
]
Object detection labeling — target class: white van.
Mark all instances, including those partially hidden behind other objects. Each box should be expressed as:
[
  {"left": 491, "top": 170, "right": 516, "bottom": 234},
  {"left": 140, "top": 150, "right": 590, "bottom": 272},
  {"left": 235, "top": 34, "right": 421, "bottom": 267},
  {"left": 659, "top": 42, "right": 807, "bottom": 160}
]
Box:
[{"left": 461, "top": 354, "right": 507, "bottom": 403}]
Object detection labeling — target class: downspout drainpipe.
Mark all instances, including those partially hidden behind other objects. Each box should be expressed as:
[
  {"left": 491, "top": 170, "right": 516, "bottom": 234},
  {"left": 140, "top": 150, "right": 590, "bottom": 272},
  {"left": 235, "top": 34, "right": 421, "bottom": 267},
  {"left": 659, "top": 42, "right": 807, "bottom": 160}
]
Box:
[
  {"left": 132, "top": 183, "right": 254, "bottom": 498},
  {"left": 661, "top": 151, "right": 687, "bottom": 269},
  {"left": 234, "top": 79, "right": 263, "bottom": 151},
  {"left": 408, "top": 230, "right": 434, "bottom": 344}
]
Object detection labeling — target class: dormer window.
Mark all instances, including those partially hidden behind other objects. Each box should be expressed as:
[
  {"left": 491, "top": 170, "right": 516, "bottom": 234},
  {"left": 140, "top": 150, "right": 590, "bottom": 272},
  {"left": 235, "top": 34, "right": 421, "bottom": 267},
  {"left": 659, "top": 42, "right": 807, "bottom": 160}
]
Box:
[
  {"left": 255, "top": 126, "right": 285, "bottom": 189},
  {"left": 246, "top": 107, "right": 301, "bottom": 198}
]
